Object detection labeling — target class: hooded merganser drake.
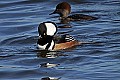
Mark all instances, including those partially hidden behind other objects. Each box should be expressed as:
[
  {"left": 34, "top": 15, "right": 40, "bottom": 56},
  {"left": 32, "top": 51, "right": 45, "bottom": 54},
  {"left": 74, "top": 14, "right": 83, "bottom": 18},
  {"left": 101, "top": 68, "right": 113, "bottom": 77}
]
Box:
[
  {"left": 37, "top": 21, "right": 80, "bottom": 51},
  {"left": 50, "top": 2, "right": 98, "bottom": 21}
]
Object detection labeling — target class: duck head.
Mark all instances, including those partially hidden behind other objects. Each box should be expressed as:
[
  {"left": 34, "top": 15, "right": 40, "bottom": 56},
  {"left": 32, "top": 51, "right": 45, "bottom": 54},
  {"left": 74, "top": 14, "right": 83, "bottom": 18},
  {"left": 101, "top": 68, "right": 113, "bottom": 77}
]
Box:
[
  {"left": 50, "top": 2, "right": 71, "bottom": 18},
  {"left": 37, "top": 21, "right": 57, "bottom": 50},
  {"left": 38, "top": 21, "right": 57, "bottom": 37}
]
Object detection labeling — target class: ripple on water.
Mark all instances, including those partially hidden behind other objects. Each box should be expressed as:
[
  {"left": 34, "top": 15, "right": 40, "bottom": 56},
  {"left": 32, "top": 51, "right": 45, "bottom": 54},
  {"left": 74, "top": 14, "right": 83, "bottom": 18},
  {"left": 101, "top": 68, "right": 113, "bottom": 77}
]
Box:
[{"left": 0, "top": 35, "right": 37, "bottom": 46}]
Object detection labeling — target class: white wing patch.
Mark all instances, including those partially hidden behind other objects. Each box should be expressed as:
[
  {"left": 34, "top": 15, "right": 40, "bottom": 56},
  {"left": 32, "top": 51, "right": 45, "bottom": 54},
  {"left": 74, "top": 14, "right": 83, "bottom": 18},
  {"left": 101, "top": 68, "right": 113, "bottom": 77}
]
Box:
[
  {"left": 65, "top": 35, "right": 76, "bottom": 42},
  {"left": 45, "top": 23, "right": 57, "bottom": 36}
]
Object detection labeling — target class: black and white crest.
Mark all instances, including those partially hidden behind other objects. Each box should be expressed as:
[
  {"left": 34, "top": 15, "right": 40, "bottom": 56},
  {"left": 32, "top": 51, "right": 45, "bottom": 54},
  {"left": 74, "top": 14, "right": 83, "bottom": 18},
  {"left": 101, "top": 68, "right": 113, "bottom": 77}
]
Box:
[{"left": 38, "top": 21, "right": 57, "bottom": 36}]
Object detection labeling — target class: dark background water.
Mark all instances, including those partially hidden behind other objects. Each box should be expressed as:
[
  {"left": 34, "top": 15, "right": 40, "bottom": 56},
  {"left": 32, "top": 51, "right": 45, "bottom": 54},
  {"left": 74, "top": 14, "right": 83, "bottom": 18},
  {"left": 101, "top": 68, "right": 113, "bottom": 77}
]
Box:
[{"left": 0, "top": 0, "right": 120, "bottom": 80}]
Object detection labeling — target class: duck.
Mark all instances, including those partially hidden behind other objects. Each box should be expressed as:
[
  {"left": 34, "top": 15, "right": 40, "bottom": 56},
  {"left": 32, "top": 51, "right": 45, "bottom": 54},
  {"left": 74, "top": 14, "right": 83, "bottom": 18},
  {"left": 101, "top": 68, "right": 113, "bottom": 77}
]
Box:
[
  {"left": 37, "top": 21, "right": 81, "bottom": 51},
  {"left": 49, "top": 2, "right": 98, "bottom": 21}
]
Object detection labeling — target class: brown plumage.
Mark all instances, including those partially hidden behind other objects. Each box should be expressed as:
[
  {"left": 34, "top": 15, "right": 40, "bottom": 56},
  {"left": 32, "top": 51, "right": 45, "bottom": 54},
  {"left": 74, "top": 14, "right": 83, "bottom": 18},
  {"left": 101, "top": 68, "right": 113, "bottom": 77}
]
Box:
[
  {"left": 56, "top": 2, "right": 71, "bottom": 14},
  {"left": 54, "top": 41, "right": 81, "bottom": 50},
  {"left": 50, "top": 2, "right": 98, "bottom": 21}
]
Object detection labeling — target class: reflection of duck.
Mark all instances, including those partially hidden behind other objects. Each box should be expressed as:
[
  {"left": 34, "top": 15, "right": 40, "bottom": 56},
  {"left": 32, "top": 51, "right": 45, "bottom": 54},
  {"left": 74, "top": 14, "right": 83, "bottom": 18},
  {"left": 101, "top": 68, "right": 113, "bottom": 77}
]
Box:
[
  {"left": 37, "top": 21, "right": 81, "bottom": 51},
  {"left": 36, "top": 50, "right": 68, "bottom": 58},
  {"left": 40, "top": 63, "right": 59, "bottom": 68},
  {"left": 41, "top": 77, "right": 61, "bottom": 80},
  {"left": 50, "top": 2, "right": 98, "bottom": 22},
  {"left": 37, "top": 51, "right": 59, "bottom": 58}
]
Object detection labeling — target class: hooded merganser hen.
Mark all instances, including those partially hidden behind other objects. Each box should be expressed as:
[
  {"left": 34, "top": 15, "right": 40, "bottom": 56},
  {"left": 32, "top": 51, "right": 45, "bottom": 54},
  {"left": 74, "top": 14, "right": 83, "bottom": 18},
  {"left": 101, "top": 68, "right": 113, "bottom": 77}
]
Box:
[
  {"left": 37, "top": 21, "right": 80, "bottom": 51},
  {"left": 50, "top": 2, "right": 98, "bottom": 21}
]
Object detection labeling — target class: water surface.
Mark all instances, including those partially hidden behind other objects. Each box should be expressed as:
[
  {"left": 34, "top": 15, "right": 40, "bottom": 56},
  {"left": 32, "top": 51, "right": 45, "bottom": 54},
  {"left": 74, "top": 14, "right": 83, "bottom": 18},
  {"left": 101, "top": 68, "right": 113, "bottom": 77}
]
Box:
[{"left": 0, "top": 0, "right": 120, "bottom": 80}]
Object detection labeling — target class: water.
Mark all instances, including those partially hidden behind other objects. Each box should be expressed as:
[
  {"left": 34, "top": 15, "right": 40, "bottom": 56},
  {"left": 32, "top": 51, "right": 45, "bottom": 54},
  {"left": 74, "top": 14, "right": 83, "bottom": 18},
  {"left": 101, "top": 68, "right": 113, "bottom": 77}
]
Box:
[{"left": 0, "top": 0, "right": 120, "bottom": 80}]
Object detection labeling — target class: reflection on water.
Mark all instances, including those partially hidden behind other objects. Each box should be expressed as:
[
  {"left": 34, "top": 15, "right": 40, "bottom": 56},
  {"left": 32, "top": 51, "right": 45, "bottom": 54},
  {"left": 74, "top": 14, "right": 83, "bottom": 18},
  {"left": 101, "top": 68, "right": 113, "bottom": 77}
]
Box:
[
  {"left": 41, "top": 77, "right": 61, "bottom": 80},
  {"left": 37, "top": 50, "right": 59, "bottom": 58},
  {"left": 0, "top": 0, "right": 120, "bottom": 80},
  {"left": 40, "top": 63, "right": 59, "bottom": 68},
  {"left": 36, "top": 50, "right": 68, "bottom": 58}
]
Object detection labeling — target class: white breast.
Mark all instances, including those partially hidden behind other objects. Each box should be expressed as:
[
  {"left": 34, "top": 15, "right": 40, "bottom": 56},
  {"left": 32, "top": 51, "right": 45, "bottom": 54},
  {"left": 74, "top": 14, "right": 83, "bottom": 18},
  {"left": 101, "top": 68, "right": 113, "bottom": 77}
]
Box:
[{"left": 38, "top": 40, "right": 55, "bottom": 50}]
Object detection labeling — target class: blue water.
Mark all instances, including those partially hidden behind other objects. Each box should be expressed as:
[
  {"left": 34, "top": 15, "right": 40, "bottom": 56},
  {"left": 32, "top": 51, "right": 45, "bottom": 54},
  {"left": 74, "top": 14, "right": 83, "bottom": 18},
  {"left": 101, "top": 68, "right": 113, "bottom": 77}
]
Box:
[{"left": 0, "top": 0, "right": 120, "bottom": 80}]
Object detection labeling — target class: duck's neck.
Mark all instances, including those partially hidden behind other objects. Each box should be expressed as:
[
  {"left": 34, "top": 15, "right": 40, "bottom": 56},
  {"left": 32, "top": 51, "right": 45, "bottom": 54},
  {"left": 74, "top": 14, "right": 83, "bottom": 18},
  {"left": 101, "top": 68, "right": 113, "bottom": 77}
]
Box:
[{"left": 59, "top": 9, "right": 69, "bottom": 18}]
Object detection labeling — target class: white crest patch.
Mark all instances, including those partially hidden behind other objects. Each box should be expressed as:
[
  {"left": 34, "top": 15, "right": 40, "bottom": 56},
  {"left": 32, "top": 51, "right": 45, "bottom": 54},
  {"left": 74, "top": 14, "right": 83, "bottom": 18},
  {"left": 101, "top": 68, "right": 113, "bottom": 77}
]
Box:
[{"left": 45, "top": 23, "right": 57, "bottom": 36}]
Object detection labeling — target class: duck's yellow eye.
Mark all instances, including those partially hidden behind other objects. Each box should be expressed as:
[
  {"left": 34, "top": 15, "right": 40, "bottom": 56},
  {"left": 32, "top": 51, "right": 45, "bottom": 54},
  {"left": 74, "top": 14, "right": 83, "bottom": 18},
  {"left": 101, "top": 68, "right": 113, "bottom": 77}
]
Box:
[
  {"left": 44, "top": 33, "right": 46, "bottom": 35},
  {"left": 44, "top": 32, "right": 47, "bottom": 36}
]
